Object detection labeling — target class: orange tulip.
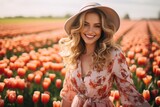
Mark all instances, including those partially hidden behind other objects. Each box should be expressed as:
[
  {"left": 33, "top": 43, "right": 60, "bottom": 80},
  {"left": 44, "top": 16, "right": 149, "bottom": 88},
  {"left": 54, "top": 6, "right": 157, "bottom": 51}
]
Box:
[{"left": 142, "top": 90, "right": 150, "bottom": 101}]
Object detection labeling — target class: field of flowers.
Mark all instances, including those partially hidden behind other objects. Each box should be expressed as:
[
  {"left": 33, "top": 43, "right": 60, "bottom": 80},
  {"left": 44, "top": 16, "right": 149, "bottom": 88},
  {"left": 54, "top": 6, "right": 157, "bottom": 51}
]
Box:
[{"left": 0, "top": 19, "right": 160, "bottom": 107}]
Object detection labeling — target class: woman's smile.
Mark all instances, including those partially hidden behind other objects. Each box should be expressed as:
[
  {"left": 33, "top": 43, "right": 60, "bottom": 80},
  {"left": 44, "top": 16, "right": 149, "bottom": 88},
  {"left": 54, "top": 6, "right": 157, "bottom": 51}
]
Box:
[{"left": 84, "top": 34, "right": 95, "bottom": 39}]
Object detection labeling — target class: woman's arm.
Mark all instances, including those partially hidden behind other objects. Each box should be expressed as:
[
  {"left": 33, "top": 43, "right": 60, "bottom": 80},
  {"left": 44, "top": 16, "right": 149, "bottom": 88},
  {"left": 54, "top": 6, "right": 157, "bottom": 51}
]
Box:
[
  {"left": 60, "top": 70, "right": 77, "bottom": 107},
  {"left": 137, "top": 102, "right": 150, "bottom": 107},
  {"left": 112, "top": 49, "right": 150, "bottom": 107}
]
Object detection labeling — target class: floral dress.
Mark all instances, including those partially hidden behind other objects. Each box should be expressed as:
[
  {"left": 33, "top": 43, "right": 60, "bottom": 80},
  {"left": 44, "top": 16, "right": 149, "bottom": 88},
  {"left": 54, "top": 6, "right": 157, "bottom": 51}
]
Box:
[{"left": 60, "top": 49, "right": 147, "bottom": 107}]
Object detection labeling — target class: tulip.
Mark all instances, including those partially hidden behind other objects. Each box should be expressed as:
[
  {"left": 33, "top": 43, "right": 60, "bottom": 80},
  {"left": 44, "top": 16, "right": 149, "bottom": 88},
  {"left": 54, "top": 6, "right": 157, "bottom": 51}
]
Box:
[
  {"left": 151, "top": 89, "right": 158, "bottom": 98},
  {"left": 34, "top": 74, "right": 42, "bottom": 84},
  {"left": 49, "top": 74, "right": 56, "bottom": 81},
  {"left": 32, "top": 91, "right": 40, "bottom": 103},
  {"left": 137, "top": 56, "right": 147, "bottom": 65},
  {"left": 55, "top": 79, "right": 62, "bottom": 88},
  {"left": 41, "top": 93, "right": 50, "bottom": 104},
  {"left": 136, "top": 67, "right": 146, "bottom": 78},
  {"left": 142, "top": 90, "right": 150, "bottom": 101},
  {"left": 129, "top": 64, "right": 137, "bottom": 73},
  {"left": 127, "top": 51, "right": 135, "bottom": 59},
  {"left": 0, "top": 82, "right": 5, "bottom": 92},
  {"left": 142, "top": 75, "right": 152, "bottom": 85},
  {"left": 16, "top": 95, "right": 24, "bottom": 104},
  {"left": 17, "top": 68, "right": 26, "bottom": 77},
  {"left": 157, "top": 80, "right": 160, "bottom": 88},
  {"left": 61, "top": 68, "right": 67, "bottom": 76},
  {"left": 0, "top": 99, "right": 4, "bottom": 107},
  {"left": 53, "top": 101, "right": 61, "bottom": 107},
  {"left": 114, "top": 90, "right": 120, "bottom": 100},
  {"left": 8, "top": 91, "right": 16, "bottom": 103},
  {"left": 27, "top": 73, "right": 35, "bottom": 82},
  {"left": 155, "top": 96, "right": 160, "bottom": 106},
  {"left": 17, "top": 79, "right": 25, "bottom": 90}
]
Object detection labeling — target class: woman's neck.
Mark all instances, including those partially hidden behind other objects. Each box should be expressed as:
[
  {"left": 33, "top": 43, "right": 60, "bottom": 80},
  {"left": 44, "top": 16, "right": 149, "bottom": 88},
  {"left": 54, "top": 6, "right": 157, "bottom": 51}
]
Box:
[{"left": 84, "top": 44, "right": 95, "bottom": 56}]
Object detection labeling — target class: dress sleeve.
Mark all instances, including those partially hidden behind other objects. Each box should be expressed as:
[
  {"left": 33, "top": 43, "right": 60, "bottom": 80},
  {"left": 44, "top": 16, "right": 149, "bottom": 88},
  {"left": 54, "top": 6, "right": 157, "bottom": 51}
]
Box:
[
  {"left": 112, "top": 49, "right": 148, "bottom": 107},
  {"left": 60, "top": 70, "right": 77, "bottom": 103}
]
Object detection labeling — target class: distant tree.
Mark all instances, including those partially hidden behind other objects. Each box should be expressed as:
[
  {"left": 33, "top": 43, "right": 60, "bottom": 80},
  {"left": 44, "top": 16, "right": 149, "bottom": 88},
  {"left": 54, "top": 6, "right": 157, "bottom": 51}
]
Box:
[
  {"left": 65, "top": 13, "right": 72, "bottom": 18},
  {"left": 123, "top": 13, "right": 130, "bottom": 19}
]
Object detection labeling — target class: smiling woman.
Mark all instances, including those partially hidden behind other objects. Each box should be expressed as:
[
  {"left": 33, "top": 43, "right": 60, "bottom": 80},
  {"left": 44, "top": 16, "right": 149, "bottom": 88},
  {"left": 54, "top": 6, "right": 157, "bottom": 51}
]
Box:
[{"left": 59, "top": 2, "right": 151, "bottom": 107}]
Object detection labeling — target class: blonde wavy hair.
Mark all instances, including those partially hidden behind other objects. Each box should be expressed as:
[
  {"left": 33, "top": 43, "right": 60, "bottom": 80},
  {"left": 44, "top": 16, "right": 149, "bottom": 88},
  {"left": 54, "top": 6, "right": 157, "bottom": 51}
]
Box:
[{"left": 59, "top": 8, "right": 120, "bottom": 71}]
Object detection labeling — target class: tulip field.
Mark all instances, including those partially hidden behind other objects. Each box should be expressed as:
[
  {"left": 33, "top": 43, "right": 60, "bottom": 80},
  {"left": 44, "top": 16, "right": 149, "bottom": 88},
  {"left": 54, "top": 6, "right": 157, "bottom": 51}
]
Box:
[{"left": 0, "top": 19, "right": 160, "bottom": 107}]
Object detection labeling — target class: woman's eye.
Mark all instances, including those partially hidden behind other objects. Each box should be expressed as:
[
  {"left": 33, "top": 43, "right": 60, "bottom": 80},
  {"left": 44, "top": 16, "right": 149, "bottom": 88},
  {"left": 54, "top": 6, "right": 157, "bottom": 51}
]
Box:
[
  {"left": 84, "top": 23, "right": 88, "bottom": 26},
  {"left": 95, "top": 25, "right": 101, "bottom": 28}
]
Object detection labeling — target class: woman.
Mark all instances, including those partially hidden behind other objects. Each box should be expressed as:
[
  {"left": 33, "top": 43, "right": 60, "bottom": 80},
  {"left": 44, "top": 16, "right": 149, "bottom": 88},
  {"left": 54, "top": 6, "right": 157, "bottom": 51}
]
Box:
[{"left": 59, "top": 2, "right": 150, "bottom": 107}]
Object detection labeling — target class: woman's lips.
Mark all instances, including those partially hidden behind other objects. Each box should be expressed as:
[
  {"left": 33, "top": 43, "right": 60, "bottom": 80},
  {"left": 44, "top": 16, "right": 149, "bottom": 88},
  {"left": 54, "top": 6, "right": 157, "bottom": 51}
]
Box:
[{"left": 85, "top": 34, "right": 95, "bottom": 39}]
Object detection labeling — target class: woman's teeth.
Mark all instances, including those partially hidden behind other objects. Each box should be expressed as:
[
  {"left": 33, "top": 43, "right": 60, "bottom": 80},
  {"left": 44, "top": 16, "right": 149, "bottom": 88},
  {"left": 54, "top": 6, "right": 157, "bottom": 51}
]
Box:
[{"left": 85, "top": 34, "right": 95, "bottom": 38}]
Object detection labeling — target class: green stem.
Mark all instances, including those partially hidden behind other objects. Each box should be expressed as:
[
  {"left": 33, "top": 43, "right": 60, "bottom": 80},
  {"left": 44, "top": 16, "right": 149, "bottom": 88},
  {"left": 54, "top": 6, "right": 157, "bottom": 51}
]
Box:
[{"left": 34, "top": 103, "right": 38, "bottom": 107}]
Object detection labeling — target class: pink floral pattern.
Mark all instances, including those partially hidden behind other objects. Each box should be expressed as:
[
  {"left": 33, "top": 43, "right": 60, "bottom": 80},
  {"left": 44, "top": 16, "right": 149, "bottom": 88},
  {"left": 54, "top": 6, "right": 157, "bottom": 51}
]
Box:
[{"left": 60, "top": 49, "right": 146, "bottom": 107}]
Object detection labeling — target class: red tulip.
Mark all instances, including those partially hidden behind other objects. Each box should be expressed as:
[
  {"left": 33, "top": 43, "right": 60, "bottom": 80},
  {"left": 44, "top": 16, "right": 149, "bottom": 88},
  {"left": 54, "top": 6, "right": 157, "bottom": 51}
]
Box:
[
  {"left": 49, "top": 74, "right": 56, "bottom": 81},
  {"left": 135, "top": 46, "right": 141, "bottom": 53},
  {"left": 156, "top": 56, "right": 160, "bottom": 66},
  {"left": 50, "top": 63, "right": 64, "bottom": 71},
  {"left": 136, "top": 67, "right": 146, "bottom": 78},
  {"left": 8, "top": 91, "right": 16, "bottom": 103},
  {"left": 40, "top": 67, "right": 46, "bottom": 74},
  {"left": 155, "top": 96, "right": 160, "bottom": 106},
  {"left": 11, "top": 79, "right": 17, "bottom": 89},
  {"left": 0, "top": 63, "right": 7, "bottom": 74},
  {"left": 55, "top": 79, "right": 62, "bottom": 88},
  {"left": 32, "top": 91, "right": 40, "bottom": 103},
  {"left": 52, "top": 54, "right": 62, "bottom": 63},
  {"left": 149, "top": 53, "right": 154, "bottom": 59},
  {"left": 34, "top": 74, "right": 42, "bottom": 84},
  {"left": 17, "top": 68, "right": 26, "bottom": 77},
  {"left": 53, "top": 101, "right": 61, "bottom": 107},
  {"left": 10, "top": 55, "right": 18, "bottom": 63},
  {"left": 27, "top": 73, "right": 35, "bottom": 82},
  {"left": 127, "top": 51, "right": 135, "bottom": 59},
  {"left": 4, "top": 68, "right": 13, "bottom": 78},
  {"left": 114, "top": 90, "right": 120, "bottom": 100},
  {"left": 42, "top": 62, "right": 50, "bottom": 70},
  {"left": 137, "top": 56, "right": 147, "bottom": 65},
  {"left": 129, "top": 64, "right": 137, "bottom": 73},
  {"left": 142, "top": 48, "right": 149, "bottom": 56},
  {"left": 41, "top": 93, "right": 50, "bottom": 104},
  {"left": 151, "top": 89, "right": 158, "bottom": 98},
  {"left": 17, "top": 79, "right": 25, "bottom": 90},
  {"left": 16, "top": 95, "right": 23, "bottom": 104},
  {"left": 0, "top": 99, "right": 4, "bottom": 107},
  {"left": 157, "top": 80, "right": 160, "bottom": 88},
  {"left": 61, "top": 68, "right": 67, "bottom": 76},
  {"left": 26, "top": 62, "right": 37, "bottom": 71},
  {"left": 0, "top": 82, "right": 5, "bottom": 92},
  {"left": 42, "top": 78, "right": 51, "bottom": 90}
]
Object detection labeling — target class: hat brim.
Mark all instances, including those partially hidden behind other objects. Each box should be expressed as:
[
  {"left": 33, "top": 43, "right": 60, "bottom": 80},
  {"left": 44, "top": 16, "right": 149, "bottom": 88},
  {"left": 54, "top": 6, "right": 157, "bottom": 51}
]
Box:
[{"left": 64, "top": 5, "right": 120, "bottom": 35}]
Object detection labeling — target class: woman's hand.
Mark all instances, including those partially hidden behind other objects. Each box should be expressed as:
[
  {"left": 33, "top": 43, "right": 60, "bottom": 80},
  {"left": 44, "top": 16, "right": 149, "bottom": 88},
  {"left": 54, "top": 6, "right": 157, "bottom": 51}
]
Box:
[{"left": 61, "top": 99, "right": 72, "bottom": 107}]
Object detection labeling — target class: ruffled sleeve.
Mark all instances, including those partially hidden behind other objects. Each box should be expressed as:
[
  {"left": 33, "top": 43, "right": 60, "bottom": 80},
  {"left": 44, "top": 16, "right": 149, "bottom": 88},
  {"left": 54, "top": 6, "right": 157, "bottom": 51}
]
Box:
[
  {"left": 60, "top": 70, "right": 77, "bottom": 102},
  {"left": 112, "top": 49, "right": 148, "bottom": 106}
]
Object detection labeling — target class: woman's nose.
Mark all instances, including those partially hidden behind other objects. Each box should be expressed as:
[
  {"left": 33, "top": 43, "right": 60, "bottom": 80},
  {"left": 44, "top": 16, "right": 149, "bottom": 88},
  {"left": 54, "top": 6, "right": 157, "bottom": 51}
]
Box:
[{"left": 88, "top": 27, "right": 94, "bottom": 34}]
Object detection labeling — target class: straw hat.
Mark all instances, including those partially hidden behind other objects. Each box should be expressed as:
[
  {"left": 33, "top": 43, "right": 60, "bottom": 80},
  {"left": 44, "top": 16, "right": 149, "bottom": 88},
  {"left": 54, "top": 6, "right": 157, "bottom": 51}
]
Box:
[{"left": 64, "top": 2, "right": 120, "bottom": 35}]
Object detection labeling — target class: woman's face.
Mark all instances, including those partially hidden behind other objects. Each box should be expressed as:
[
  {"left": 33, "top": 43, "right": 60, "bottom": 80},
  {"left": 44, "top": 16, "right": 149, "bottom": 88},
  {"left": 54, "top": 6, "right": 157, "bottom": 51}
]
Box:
[{"left": 80, "top": 12, "right": 102, "bottom": 46}]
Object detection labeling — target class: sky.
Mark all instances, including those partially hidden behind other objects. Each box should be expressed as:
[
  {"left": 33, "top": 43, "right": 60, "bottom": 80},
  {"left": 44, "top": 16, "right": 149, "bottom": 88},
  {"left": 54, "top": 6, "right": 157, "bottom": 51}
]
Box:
[{"left": 0, "top": 0, "right": 160, "bottom": 19}]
